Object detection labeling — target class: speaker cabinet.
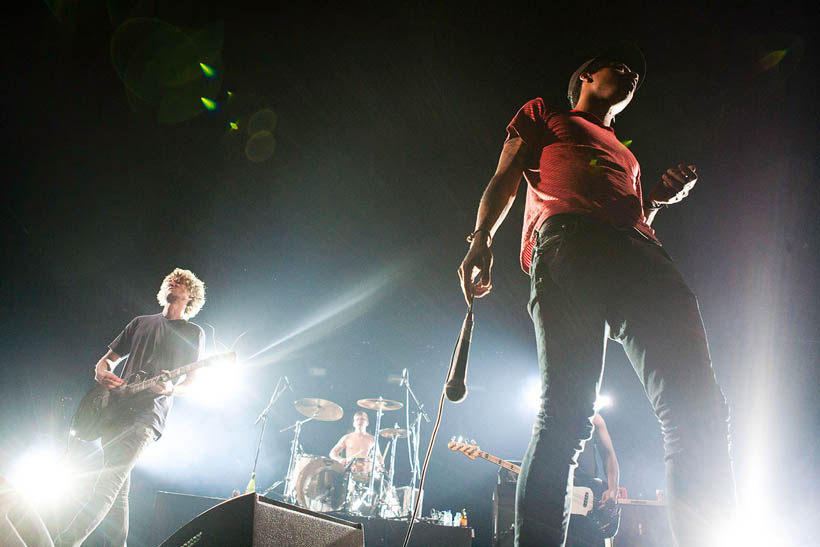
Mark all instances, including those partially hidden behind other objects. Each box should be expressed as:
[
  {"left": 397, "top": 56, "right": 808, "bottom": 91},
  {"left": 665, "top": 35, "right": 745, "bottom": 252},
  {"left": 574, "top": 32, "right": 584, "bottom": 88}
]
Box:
[
  {"left": 152, "top": 491, "right": 225, "bottom": 545},
  {"left": 157, "top": 493, "right": 363, "bottom": 546},
  {"left": 335, "top": 514, "right": 473, "bottom": 547},
  {"left": 492, "top": 482, "right": 516, "bottom": 546},
  {"left": 610, "top": 501, "right": 674, "bottom": 547}
]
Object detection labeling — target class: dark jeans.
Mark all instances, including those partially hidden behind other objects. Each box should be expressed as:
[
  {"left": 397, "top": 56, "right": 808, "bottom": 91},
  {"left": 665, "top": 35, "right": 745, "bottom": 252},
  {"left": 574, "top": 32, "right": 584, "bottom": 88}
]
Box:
[
  {"left": 515, "top": 215, "right": 735, "bottom": 547},
  {"left": 55, "top": 424, "right": 156, "bottom": 547}
]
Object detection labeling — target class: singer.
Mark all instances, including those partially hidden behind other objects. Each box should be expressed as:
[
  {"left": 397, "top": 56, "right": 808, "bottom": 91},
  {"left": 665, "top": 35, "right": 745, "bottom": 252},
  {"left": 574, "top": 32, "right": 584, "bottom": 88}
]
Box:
[
  {"left": 55, "top": 268, "right": 206, "bottom": 547},
  {"left": 457, "top": 42, "right": 735, "bottom": 547}
]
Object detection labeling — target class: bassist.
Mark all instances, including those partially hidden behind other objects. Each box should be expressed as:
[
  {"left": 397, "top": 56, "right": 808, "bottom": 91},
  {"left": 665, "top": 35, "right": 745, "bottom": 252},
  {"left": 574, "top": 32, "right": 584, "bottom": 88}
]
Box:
[{"left": 55, "top": 268, "right": 206, "bottom": 547}]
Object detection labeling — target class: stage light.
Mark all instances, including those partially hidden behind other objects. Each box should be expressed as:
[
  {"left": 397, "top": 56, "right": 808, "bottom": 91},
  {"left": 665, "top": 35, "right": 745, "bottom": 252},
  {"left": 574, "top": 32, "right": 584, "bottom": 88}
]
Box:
[
  {"left": 185, "top": 357, "right": 243, "bottom": 407},
  {"left": 7, "top": 446, "right": 75, "bottom": 507},
  {"left": 520, "top": 376, "right": 542, "bottom": 415},
  {"left": 594, "top": 393, "right": 613, "bottom": 411}
]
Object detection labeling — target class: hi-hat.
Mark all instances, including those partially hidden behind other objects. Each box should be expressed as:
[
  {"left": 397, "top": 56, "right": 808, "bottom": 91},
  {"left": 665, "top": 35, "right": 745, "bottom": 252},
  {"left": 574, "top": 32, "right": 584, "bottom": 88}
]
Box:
[
  {"left": 380, "top": 427, "right": 408, "bottom": 439},
  {"left": 357, "top": 398, "right": 403, "bottom": 411},
  {"left": 294, "top": 398, "right": 344, "bottom": 421}
]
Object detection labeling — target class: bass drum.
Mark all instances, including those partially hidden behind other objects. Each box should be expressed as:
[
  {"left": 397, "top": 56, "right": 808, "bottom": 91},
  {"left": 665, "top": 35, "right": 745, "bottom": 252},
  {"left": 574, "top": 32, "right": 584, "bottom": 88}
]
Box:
[
  {"left": 284, "top": 454, "right": 322, "bottom": 499},
  {"left": 294, "top": 457, "right": 347, "bottom": 512}
]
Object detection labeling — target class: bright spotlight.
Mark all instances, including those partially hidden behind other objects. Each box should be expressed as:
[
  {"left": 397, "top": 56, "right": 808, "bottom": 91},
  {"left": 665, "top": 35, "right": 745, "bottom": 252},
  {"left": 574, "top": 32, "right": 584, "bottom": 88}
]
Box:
[
  {"left": 8, "top": 446, "right": 75, "bottom": 507},
  {"left": 186, "top": 358, "right": 243, "bottom": 406},
  {"left": 520, "top": 377, "right": 542, "bottom": 415},
  {"left": 594, "top": 394, "right": 613, "bottom": 411}
]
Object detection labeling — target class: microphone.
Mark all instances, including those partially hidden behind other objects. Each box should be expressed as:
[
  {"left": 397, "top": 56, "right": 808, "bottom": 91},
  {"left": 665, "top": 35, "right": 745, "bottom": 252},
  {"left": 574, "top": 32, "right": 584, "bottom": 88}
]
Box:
[
  {"left": 401, "top": 368, "right": 408, "bottom": 386},
  {"left": 283, "top": 376, "right": 294, "bottom": 393},
  {"left": 445, "top": 307, "right": 474, "bottom": 403}
]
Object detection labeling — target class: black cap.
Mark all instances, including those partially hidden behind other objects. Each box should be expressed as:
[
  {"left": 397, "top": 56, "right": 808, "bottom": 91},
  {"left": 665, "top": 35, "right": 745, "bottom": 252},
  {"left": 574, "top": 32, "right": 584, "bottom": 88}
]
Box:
[{"left": 567, "top": 41, "right": 646, "bottom": 108}]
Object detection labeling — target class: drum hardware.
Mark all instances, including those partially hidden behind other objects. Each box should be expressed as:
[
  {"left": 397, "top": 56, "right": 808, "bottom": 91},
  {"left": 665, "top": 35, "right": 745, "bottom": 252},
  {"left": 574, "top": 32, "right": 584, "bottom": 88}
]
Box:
[
  {"left": 380, "top": 427, "right": 409, "bottom": 439},
  {"left": 271, "top": 397, "right": 344, "bottom": 503},
  {"left": 377, "top": 422, "right": 403, "bottom": 518},
  {"left": 294, "top": 397, "right": 345, "bottom": 421},
  {"left": 246, "top": 376, "right": 290, "bottom": 495},
  {"left": 400, "top": 368, "right": 430, "bottom": 518},
  {"left": 356, "top": 397, "right": 403, "bottom": 508}
]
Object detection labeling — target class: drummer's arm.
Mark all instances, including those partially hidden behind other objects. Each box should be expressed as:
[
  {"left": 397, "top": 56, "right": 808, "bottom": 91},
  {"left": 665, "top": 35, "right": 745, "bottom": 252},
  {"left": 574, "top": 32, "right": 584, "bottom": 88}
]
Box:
[{"left": 329, "top": 436, "right": 347, "bottom": 464}]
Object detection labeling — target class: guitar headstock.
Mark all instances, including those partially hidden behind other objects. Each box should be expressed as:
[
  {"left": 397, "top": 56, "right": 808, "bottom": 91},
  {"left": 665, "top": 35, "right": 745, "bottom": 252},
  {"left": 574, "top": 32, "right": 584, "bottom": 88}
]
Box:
[{"left": 448, "top": 437, "right": 481, "bottom": 460}]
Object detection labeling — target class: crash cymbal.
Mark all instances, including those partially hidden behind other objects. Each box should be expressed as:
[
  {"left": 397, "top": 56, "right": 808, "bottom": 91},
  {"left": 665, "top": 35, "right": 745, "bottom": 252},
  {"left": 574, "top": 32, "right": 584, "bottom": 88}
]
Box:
[
  {"left": 357, "top": 398, "right": 403, "bottom": 411},
  {"left": 294, "top": 398, "right": 344, "bottom": 421},
  {"left": 380, "top": 427, "right": 408, "bottom": 439}
]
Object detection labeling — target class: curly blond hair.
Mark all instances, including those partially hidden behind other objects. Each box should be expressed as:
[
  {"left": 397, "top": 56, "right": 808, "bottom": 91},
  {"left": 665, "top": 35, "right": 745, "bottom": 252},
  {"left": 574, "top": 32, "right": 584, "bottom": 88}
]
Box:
[{"left": 156, "top": 268, "right": 206, "bottom": 319}]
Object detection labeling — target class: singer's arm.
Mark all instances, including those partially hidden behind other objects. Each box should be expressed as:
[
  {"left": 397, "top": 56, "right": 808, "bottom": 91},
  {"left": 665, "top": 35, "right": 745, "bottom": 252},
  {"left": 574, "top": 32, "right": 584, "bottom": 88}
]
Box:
[{"left": 458, "top": 136, "right": 528, "bottom": 303}]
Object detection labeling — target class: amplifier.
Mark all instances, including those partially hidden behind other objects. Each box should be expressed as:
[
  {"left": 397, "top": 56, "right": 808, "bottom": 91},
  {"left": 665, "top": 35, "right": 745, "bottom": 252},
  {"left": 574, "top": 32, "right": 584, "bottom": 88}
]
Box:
[{"left": 157, "top": 493, "right": 363, "bottom": 546}]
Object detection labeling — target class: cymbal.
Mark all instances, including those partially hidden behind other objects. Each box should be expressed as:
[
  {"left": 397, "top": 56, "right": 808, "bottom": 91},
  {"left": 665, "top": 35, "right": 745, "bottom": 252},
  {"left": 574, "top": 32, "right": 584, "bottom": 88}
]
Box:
[
  {"left": 380, "top": 427, "right": 408, "bottom": 439},
  {"left": 357, "top": 398, "right": 403, "bottom": 411},
  {"left": 294, "top": 398, "right": 344, "bottom": 421}
]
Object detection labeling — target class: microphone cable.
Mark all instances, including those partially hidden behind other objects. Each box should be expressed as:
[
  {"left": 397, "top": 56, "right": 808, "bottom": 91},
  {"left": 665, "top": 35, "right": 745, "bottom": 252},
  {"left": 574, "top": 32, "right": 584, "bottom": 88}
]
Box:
[{"left": 401, "top": 300, "right": 473, "bottom": 547}]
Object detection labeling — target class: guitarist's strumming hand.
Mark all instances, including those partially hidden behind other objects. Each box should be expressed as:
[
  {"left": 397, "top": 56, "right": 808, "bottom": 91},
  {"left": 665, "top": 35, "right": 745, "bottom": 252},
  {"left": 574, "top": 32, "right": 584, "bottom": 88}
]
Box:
[
  {"left": 599, "top": 487, "right": 618, "bottom": 508},
  {"left": 95, "top": 370, "right": 124, "bottom": 390},
  {"left": 149, "top": 369, "right": 175, "bottom": 396}
]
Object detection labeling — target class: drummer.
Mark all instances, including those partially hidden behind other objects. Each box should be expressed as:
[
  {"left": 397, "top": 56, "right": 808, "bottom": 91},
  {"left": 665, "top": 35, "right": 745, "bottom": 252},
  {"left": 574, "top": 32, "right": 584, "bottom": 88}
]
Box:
[{"left": 329, "top": 411, "right": 385, "bottom": 473}]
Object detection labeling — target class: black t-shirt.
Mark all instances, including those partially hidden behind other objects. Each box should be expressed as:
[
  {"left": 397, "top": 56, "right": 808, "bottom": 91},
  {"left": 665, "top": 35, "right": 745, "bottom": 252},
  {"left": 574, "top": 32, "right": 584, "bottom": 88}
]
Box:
[{"left": 109, "top": 313, "right": 204, "bottom": 436}]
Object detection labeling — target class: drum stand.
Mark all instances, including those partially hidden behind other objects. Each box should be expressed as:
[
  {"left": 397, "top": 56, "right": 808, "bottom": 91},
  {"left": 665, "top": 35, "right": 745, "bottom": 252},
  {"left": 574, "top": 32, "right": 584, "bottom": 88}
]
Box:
[
  {"left": 365, "top": 397, "right": 387, "bottom": 506},
  {"left": 377, "top": 422, "right": 402, "bottom": 518},
  {"left": 402, "top": 370, "right": 430, "bottom": 516},
  {"left": 280, "top": 416, "right": 314, "bottom": 502}
]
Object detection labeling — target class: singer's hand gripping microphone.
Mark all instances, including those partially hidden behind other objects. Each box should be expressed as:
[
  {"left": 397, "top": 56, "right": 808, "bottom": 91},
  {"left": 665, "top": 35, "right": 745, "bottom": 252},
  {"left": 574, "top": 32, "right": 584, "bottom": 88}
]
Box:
[{"left": 445, "top": 304, "right": 474, "bottom": 403}]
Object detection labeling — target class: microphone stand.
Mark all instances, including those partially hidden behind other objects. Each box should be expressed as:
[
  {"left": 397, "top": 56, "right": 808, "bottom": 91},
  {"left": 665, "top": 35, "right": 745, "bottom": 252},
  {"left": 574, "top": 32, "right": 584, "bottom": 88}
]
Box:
[
  {"left": 246, "top": 377, "right": 287, "bottom": 494},
  {"left": 402, "top": 370, "right": 430, "bottom": 516}
]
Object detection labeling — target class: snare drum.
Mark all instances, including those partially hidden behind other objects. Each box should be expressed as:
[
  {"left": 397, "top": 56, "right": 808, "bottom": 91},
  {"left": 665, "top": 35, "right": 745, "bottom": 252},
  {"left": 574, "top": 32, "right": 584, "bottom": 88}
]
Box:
[{"left": 347, "top": 457, "right": 383, "bottom": 483}]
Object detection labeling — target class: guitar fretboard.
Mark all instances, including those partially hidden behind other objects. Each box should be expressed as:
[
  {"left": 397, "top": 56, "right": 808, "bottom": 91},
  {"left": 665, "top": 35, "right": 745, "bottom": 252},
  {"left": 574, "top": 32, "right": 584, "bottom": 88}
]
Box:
[
  {"left": 475, "top": 450, "right": 520, "bottom": 474},
  {"left": 119, "top": 353, "right": 232, "bottom": 395}
]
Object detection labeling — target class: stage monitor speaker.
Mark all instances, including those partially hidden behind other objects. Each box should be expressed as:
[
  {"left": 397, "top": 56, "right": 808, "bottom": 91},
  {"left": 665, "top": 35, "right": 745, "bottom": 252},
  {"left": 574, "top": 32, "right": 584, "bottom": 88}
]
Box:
[
  {"left": 157, "top": 493, "right": 364, "bottom": 547},
  {"left": 492, "top": 482, "right": 516, "bottom": 547},
  {"left": 334, "top": 513, "right": 473, "bottom": 547},
  {"left": 611, "top": 501, "right": 674, "bottom": 547},
  {"left": 152, "top": 491, "right": 225, "bottom": 545}
]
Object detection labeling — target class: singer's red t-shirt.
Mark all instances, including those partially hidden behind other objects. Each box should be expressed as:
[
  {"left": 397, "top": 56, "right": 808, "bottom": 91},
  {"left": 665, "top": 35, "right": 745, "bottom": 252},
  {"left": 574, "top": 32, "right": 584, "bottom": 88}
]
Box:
[{"left": 506, "top": 98, "right": 659, "bottom": 273}]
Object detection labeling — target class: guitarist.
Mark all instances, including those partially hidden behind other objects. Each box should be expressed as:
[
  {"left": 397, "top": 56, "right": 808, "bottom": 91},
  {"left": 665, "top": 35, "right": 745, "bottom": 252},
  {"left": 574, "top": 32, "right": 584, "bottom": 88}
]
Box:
[
  {"left": 55, "top": 268, "right": 206, "bottom": 547},
  {"left": 567, "top": 412, "right": 619, "bottom": 547}
]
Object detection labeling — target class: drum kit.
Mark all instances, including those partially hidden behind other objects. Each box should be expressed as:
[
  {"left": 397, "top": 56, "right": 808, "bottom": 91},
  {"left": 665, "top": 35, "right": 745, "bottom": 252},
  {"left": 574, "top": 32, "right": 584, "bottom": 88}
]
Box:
[
  {"left": 273, "top": 395, "right": 420, "bottom": 518},
  {"left": 251, "top": 369, "right": 429, "bottom": 519}
]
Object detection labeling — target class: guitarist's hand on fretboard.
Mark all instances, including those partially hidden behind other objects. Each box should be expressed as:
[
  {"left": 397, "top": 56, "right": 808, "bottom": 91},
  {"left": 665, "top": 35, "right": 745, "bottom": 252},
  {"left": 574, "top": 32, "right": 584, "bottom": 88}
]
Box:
[{"left": 148, "top": 369, "right": 175, "bottom": 396}]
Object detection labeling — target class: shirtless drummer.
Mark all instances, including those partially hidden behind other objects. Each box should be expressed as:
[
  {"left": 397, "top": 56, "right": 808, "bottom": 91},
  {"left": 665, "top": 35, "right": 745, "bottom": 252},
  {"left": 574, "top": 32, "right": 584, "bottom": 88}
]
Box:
[{"left": 329, "top": 411, "right": 384, "bottom": 473}]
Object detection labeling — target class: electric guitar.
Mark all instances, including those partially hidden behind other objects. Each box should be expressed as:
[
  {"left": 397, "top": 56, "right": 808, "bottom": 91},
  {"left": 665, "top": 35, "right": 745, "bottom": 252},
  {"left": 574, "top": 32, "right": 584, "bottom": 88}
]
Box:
[
  {"left": 70, "top": 351, "right": 236, "bottom": 441},
  {"left": 448, "top": 439, "right": 620, "bottom": 539}
]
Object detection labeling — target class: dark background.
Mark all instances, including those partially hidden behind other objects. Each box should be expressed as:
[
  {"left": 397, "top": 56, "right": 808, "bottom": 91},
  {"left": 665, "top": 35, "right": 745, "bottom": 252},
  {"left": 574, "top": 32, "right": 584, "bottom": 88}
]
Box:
[{"left": 1, "top": 1, "right": 817, "bottom": 546}]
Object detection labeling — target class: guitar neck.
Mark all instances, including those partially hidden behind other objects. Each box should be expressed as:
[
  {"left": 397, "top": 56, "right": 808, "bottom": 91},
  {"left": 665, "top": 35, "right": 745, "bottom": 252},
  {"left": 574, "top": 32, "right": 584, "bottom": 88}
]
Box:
[
  {"left": 476, "top": 450, "right": 521, "bottom": 474},
  {"left": 122, "top": 353, "right": 232, "bottom": 395}
]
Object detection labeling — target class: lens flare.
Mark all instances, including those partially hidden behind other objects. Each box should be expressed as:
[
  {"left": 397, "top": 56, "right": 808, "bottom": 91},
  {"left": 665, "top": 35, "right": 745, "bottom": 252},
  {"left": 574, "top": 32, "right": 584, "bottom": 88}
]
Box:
[
  {"left": 758, "top": 49, "right": 788, "bottom": 71},
  {"left": 201, "top": 97, "right": 218, "bottom": 111},
  {"left": 199, "top": 62, "right": 216, "bottom": 78}
]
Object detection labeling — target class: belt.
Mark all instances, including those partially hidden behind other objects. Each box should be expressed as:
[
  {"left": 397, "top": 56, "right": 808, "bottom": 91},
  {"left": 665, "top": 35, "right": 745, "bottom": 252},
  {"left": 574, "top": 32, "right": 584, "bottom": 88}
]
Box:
[
  {"left": 537, "top": 213, "right": 606, "bottom": 237},
  {"left": 538, "top": 214, "right": 660, "bottom": 246}
]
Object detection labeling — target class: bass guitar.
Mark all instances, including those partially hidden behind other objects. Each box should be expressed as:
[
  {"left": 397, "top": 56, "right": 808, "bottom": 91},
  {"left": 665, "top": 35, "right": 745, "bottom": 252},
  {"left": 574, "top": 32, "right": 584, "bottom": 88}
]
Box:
[
  {"left": 70, "top": 351, "right": 236, "bottom": 441},
  {"left": 448, "top": 438, "right": 620, "bottom": 539}
]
